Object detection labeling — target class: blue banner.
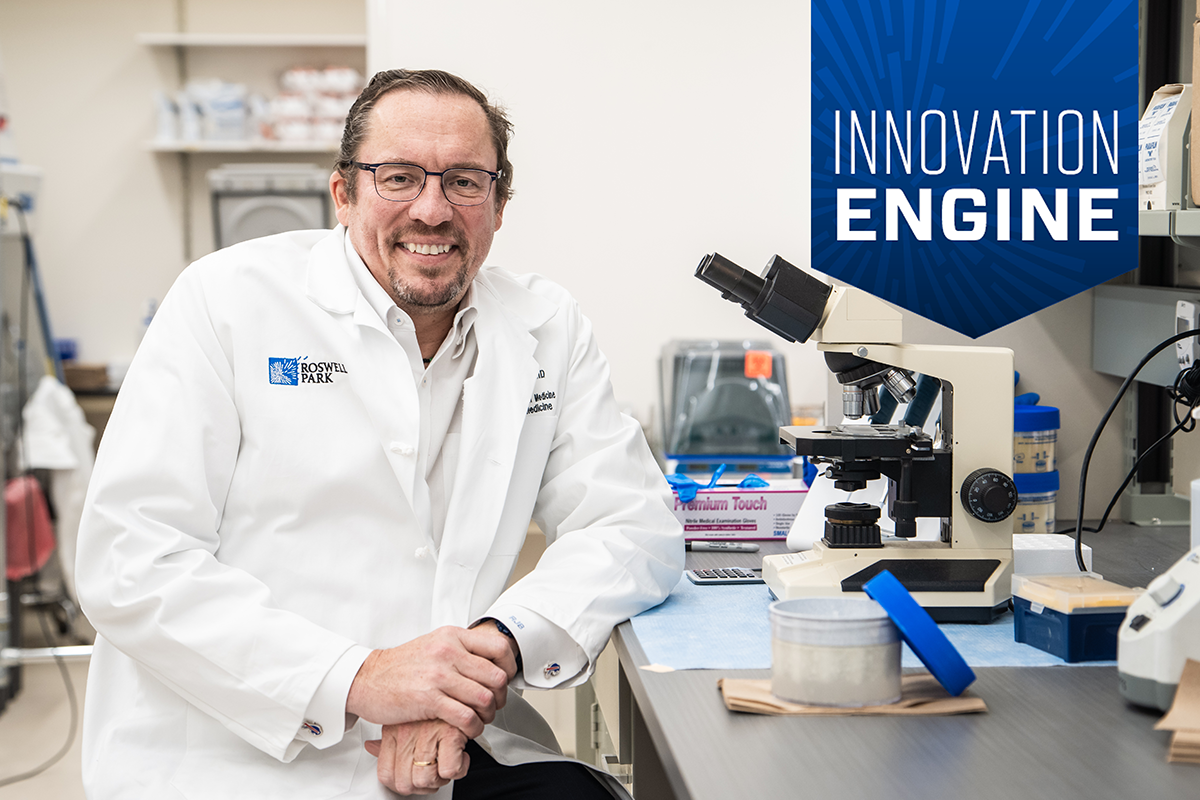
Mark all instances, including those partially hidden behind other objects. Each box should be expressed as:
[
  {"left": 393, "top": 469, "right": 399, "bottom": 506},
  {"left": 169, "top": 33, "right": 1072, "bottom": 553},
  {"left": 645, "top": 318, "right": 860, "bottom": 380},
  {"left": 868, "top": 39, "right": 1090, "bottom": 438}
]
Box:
[{"left": 811, "top": 0, "right": 1139, "bottom": 337}]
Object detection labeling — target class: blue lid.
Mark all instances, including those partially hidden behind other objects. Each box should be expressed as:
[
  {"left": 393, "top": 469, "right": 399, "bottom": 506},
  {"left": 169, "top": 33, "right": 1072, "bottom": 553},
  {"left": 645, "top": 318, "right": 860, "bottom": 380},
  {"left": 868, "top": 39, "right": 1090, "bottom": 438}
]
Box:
[
  {"left": 1012, "top": 470, "right": 1059, "bottom": 494},
  {"left": 862, "top": 570, "right": 976, "bottom": 696},
  {"left": 1014, "top": 405, "right": 1060, "bottom": 431}
]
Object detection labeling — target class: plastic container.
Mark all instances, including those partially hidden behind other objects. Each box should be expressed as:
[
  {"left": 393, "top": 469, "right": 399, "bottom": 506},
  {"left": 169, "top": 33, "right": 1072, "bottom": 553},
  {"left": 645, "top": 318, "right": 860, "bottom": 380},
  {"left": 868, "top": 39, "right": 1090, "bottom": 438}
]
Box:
[
  {"left": 769, "top": 597, "right": 901, "bottom": 707},
  {"left": 1012, "top": 471, "right": 1058, "bottom": 534},
  {"left": 1013, "top": 405, "right": 1059, "bottom": 473},
  {"left": 1012, "top": 573, "right": 1144, "bottom": 662},
  {"left": 1012, "top": 573, "right": 1142, "bottom": 612}
]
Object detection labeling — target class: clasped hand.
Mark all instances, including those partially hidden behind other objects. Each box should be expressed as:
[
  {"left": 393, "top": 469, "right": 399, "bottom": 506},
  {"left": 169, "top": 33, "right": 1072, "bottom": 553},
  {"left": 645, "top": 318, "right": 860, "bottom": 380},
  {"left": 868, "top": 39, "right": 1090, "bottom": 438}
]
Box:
[{"left": 347, "top": 624, "right": 519, "bottom": 794}]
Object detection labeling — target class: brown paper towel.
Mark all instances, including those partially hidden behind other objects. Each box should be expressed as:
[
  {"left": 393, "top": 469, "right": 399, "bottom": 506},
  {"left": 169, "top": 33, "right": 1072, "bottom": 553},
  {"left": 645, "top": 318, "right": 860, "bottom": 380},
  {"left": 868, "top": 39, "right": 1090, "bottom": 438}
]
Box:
[
  {"left": 1153, "top": 658, "right": 1200, "bottom": 764},
  {"left": 719, "top": 672, "right": 987, "bottom": 716}
]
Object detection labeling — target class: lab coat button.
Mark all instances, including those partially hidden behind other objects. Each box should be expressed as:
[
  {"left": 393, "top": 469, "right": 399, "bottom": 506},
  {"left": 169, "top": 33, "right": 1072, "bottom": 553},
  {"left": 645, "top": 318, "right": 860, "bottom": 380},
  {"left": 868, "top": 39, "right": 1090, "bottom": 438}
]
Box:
[{"left": 390, "top": 442, "right": 415, "bottom": 456}]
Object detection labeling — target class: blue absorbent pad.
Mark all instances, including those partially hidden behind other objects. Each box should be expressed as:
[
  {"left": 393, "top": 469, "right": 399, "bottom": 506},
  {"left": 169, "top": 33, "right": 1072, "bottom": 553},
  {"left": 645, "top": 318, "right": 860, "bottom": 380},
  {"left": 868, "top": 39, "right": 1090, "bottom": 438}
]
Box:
[{"left": 629, "top": 575, "right": 1114, "bottom": 670}]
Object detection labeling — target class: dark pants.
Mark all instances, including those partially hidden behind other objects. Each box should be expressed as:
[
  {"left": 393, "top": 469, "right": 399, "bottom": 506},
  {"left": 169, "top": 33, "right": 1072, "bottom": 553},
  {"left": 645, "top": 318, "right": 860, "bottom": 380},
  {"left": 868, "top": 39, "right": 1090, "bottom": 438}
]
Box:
[{"left": 452, "top": 739, "right": 614, "bottom": 799}]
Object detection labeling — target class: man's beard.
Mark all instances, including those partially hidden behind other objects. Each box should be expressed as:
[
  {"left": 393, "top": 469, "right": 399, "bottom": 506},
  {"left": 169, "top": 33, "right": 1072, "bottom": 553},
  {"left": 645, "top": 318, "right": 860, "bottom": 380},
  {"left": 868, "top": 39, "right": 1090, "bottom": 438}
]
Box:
[
  {"left": 387, "top": 223, "right": 471, "bottom": 311},
  {"left": 390, "top": 261, "right": 471, "bottom": 310}
]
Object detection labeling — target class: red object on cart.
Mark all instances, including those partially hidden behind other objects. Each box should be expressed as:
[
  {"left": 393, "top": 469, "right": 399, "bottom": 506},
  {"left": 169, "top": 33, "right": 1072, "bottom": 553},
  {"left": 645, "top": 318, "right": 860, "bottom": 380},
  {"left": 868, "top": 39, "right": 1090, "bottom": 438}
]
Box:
[{"left": 5, "top": 474, "right": 55, "bottom": 580}]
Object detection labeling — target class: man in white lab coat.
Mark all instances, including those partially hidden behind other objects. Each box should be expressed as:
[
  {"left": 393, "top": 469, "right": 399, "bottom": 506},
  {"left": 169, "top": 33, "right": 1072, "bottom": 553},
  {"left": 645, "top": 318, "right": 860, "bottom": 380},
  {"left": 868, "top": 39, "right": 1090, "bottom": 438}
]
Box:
[{"left": 75, "top": 69, "right": 683, "bottom": 798}]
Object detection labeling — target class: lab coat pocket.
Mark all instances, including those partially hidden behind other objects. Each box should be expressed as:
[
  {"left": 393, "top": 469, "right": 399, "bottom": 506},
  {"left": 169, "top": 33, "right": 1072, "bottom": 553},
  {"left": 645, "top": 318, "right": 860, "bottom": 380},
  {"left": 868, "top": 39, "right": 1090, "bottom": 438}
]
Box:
[{"left": 170, "top": 705, "right": 363, "bottom": 799}]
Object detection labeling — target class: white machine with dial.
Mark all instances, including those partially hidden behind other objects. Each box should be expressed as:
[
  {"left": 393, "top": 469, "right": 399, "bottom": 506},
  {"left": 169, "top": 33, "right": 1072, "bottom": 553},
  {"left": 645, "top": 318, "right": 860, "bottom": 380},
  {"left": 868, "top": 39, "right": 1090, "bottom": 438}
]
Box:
[{"left": 1118, "top": 547, "right": 1200, "bottom": 710}]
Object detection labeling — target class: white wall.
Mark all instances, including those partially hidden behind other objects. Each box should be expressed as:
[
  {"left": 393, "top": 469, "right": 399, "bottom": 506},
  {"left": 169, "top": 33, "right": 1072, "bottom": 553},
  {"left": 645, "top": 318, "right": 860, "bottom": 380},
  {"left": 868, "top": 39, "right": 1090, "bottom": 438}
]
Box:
[{"left": 367, "top": 0, "right": 826, "bottom": 431}]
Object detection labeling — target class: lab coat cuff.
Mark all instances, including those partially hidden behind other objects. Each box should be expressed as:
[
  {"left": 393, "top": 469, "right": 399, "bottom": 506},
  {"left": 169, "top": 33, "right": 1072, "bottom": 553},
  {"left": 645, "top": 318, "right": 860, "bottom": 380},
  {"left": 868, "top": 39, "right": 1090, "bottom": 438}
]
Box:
[
  {"left": 292, "top": 644, "right": 372, "bottom": 752},
  {"left": 478, "top": 604, "right": 587, "bottom": 689}
]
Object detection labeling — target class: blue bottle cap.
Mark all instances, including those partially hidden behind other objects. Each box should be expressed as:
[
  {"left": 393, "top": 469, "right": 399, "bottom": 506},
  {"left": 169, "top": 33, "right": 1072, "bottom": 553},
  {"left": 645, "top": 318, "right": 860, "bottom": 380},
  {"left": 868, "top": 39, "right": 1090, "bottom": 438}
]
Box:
[
  {"left": 1012, "top": 470, "right": 1059, "bottom": 494},
  {"left": 863, "top": 570, "right": 976, "bottom": 696},
  {"left": 1014, "top": 405, "right": 1060, "bottom": 431}
]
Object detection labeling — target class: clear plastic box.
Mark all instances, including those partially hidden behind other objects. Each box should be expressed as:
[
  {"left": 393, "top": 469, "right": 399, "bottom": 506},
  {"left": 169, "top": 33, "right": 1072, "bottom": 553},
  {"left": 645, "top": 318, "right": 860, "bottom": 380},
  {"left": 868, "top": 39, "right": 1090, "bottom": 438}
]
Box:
[{"left": 1012, "top": 573, "right": 1142, "bottom": 614}]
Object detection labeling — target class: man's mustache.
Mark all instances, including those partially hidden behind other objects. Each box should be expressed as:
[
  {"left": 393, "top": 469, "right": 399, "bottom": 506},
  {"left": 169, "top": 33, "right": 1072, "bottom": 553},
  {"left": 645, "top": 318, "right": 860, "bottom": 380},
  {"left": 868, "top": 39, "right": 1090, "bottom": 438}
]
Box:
[{"left": 388, "top": 223, "right": 463, "bottom": 248}]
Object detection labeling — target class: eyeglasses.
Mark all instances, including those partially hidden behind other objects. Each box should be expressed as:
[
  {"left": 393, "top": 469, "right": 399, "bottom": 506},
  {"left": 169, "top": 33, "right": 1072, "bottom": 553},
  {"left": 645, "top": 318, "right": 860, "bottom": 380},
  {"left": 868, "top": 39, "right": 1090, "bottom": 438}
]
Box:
[{"left": 354, "top": 161, "right": 499, "bottom": 207}]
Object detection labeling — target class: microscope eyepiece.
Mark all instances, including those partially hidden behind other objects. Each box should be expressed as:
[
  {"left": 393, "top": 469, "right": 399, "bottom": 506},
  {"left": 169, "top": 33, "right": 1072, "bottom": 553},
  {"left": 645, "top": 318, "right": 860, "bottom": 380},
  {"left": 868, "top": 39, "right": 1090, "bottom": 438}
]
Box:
[
  {"left": 694, "top": 252, "right": 832, "bottom": 344},
  {"left": 695, "top": 253, "right": 765, "bottom": 305}
]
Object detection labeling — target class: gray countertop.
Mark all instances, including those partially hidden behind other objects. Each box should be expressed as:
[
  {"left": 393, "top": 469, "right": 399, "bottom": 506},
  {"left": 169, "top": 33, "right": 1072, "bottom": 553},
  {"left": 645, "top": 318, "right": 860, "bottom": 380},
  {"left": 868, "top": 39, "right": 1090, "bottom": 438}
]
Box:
[{"left": 616, "top": 524, "right": 1196, "bottom": 800}]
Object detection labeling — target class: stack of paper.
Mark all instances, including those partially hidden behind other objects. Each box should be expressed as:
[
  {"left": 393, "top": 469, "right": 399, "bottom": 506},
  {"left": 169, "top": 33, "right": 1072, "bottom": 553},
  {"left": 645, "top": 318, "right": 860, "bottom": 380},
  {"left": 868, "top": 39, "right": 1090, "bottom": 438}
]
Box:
[{"left": 1154, "top": 659, "right": 1200, "bottom": 763}]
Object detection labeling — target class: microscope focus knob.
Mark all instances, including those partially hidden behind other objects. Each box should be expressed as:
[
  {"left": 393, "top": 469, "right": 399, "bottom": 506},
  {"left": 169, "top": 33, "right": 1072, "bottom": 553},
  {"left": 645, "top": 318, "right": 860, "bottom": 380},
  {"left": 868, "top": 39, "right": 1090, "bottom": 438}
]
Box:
[{"left": 960, "top": 469, "right": 1018, "bottom": 522}]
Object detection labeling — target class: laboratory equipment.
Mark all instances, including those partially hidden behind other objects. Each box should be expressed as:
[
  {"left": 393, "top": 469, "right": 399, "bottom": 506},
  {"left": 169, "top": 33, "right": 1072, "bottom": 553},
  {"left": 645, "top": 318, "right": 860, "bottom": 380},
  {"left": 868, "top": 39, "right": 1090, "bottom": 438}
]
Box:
[
  {"left": 1012, "top": 573, "right": 1141, "bottom": 662},
  {"left": 1118, "top": 546, "right": 1200, "bottom": 710},
  {"left": 659, "top": 340, "right": 792, "bottom": 474},
  {"left": 695, "top": 252, "right": 1015, "bottom": 621},
  {"left": 207, "top": 163, "right": 331, "bottom": 249}
]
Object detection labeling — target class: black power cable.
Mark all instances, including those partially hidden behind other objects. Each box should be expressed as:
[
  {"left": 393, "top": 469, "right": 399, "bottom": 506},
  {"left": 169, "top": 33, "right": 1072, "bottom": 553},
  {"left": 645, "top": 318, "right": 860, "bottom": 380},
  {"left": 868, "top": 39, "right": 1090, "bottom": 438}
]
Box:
[
  {"left": 0, "top": 197, "right": 79, "bottom": 789},
  {"left": 1073, "top": 328, "right": 1200, "bottom": 571}
]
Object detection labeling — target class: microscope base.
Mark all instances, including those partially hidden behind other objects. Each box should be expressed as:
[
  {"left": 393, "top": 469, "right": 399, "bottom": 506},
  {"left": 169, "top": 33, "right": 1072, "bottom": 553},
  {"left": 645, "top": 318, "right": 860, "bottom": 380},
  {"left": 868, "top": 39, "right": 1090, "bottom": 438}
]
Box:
[{"left": 763, "top": 542, "right": 1013, "bottom": 623}]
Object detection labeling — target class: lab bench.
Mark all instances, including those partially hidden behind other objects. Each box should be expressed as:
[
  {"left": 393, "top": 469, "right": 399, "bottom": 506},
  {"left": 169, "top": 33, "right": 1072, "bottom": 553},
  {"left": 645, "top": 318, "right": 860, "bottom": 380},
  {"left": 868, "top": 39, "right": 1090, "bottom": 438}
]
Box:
[{"left": 589, "top": 524, "right": 1196, "bottom": 800}]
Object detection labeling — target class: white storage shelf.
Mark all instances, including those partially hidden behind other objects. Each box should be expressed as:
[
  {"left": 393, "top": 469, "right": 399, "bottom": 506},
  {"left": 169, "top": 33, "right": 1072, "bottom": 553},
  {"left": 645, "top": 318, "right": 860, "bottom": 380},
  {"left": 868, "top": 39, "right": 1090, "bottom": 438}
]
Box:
[
  {"left": 147, "top": 140, "right": 340, "bottom": 153},
  {"left": 139, "top": 31, "right": 365, "bottom": 156},
  {"left": 138, "top": 33, "right": 367, "bottom": 48}
]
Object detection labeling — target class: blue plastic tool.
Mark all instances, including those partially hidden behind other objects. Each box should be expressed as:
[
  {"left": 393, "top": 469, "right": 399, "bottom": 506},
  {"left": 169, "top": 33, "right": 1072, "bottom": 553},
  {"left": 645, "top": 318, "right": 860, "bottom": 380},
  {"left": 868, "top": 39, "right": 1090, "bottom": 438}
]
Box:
[
  {"left": 863, "top": 570, "right": 976, "bottom": 696},
  {"left": 666, "top": 463, "right": 728, "bottom": 502}
]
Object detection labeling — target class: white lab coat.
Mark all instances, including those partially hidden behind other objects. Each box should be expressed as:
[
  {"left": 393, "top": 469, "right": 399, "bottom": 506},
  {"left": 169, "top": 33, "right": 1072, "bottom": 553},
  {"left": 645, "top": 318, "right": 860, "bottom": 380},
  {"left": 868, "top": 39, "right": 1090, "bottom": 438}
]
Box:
[{"left": 75, "top": 229, "right": 683, "bottom": 799}]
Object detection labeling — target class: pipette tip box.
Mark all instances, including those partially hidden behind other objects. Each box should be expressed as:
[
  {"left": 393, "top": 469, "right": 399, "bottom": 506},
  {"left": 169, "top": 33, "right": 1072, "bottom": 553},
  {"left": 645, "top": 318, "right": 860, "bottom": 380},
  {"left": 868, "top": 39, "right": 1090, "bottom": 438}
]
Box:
[{"left": 1011, "top": 573, "right": 1143, "bottom": 663}]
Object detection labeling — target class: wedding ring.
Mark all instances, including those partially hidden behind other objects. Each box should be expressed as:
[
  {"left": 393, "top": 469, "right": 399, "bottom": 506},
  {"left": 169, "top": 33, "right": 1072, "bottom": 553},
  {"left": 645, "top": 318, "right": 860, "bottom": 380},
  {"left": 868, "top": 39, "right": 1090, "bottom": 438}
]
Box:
[{"left": 412, "top": 759, "right": 438, "bottom": 767}]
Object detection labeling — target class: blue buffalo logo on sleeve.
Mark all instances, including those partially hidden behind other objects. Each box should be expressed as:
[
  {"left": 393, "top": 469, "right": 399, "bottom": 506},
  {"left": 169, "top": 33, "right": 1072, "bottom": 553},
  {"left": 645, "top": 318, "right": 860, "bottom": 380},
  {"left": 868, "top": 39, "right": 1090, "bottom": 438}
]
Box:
[{"left": 268, "top": 356, "right": 348, "bottom": 385}]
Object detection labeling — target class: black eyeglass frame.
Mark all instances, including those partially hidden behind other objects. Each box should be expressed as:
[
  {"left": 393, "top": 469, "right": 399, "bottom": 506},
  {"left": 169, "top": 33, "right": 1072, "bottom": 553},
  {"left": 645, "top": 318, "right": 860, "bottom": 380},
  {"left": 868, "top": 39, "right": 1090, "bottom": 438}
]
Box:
[{"left": 353, "top": 161, "right": 500, "bottom": 207}]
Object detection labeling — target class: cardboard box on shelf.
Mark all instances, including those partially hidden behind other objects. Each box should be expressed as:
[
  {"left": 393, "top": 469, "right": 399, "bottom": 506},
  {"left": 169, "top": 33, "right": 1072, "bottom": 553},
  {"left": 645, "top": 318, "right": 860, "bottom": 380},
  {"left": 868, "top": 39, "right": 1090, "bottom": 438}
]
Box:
[{"left": 63, "top": 363, "right": 108, "bottom": 392}]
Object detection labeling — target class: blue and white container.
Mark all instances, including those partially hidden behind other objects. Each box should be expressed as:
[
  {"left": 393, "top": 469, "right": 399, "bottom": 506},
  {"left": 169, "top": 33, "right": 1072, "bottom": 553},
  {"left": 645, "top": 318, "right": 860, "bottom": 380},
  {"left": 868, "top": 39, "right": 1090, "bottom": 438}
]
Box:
[
  {"left": 1013, "top": 471, "right": 1059, "bottom": 534},
  {"left": 1014, "top": 405, "right": 1060, "bottom": 473}
]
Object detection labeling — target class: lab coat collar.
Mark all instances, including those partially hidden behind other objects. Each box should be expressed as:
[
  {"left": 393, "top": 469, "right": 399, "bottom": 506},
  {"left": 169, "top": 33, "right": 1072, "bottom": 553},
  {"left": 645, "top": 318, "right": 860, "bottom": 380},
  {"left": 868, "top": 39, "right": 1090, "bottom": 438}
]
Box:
[
  {"left": 470, "top": 268, "right": 558, "bottom": 333},
  {"left": 305, "top": 226, "right": 360, "bottom": 316}
]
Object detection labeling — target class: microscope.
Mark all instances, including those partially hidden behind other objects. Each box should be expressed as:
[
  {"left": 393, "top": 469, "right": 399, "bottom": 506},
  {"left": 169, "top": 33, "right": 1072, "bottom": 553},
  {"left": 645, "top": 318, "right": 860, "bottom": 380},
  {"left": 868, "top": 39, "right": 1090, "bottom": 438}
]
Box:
[{"left": 696, "top": 253, "right": 1015, "bottom": 622}]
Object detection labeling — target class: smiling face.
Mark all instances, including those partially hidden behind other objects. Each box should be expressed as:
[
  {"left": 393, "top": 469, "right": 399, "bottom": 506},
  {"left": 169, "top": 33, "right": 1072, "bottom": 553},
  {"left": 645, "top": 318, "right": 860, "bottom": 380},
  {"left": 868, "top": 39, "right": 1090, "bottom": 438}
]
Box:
[{"left": 331, "top": 89, "right": 505, "bottom": 316}]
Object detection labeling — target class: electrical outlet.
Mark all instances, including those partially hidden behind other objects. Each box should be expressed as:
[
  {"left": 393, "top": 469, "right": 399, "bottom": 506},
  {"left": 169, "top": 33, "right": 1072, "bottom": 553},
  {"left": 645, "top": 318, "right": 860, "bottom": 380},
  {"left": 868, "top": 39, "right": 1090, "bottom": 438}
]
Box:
[{"left": 1177, "top": 300, "right": 1199, "bottom": 369}]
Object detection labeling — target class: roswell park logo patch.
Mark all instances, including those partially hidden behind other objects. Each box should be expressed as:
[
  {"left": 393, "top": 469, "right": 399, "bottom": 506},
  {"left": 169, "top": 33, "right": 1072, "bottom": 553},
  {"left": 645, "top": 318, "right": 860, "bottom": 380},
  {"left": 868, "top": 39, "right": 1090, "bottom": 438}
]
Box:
[{"left": 268, "top": 356, "right": 348, "bottom": 385}]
